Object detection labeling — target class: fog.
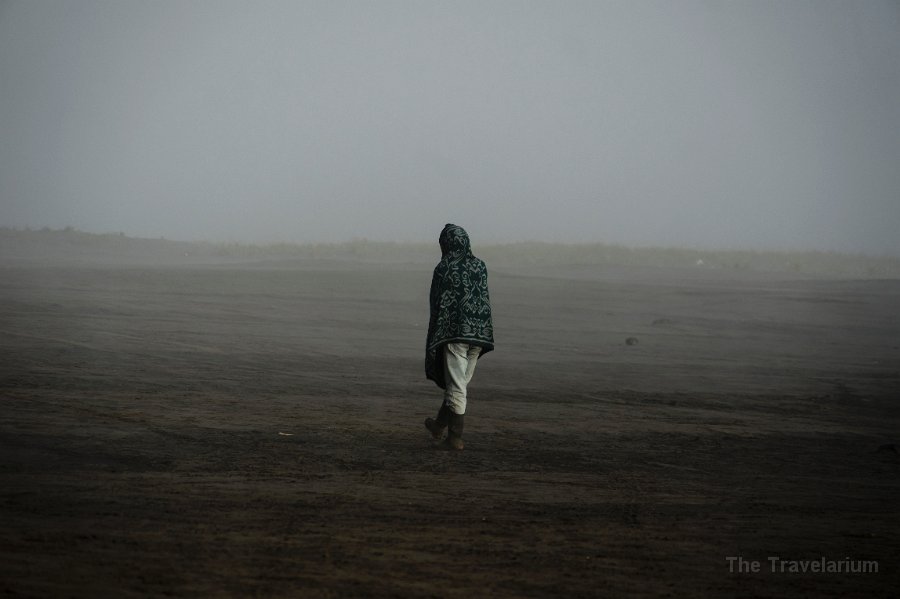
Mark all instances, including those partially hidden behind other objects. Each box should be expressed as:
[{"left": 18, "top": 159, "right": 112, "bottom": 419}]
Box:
[{"left": 1, "top": 0, "right": 898, "bottom": 254}]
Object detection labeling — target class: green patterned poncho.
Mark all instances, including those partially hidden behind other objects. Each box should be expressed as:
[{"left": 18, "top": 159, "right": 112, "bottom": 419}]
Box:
[{"left": 425, "top": 224, "right": 494, "bottom": 389}]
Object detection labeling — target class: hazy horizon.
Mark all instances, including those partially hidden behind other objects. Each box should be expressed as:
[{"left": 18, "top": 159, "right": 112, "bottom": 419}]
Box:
[{"left": 2, "top": 1, "right": 899, "bottom": 254}]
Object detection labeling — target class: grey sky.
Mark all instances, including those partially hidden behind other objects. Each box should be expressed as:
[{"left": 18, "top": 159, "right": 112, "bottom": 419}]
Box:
[{"left": 1, "top": 0, "right": 898, "bottom": 254}]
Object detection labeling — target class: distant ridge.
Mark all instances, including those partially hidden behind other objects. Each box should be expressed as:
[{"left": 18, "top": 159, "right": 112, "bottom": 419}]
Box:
[{"left": 2, "top": 227, "right": 899, "bottom": 277}]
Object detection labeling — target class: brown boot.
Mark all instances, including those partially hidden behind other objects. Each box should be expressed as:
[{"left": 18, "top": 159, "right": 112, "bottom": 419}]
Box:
[
  {"left": 424, "top": 402, "right": 450, "bottom": 440},
  {"left": 443, "top": 412, "right": 464, "bottom": 450}
]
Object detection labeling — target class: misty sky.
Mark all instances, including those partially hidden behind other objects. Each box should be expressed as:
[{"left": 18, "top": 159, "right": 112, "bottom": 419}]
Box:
[{"left": 1, "top": 1, "right": 898, "bottom": 254}]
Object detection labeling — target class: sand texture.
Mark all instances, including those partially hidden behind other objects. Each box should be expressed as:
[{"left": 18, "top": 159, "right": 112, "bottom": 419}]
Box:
[{"left": 1, "top": 259, "right": 898, "bottom": 597}]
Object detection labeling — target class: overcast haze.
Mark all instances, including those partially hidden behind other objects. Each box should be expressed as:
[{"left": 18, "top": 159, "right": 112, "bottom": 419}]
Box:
[{"left": 1, "top": 0, "right": 898, "bottom": 254}]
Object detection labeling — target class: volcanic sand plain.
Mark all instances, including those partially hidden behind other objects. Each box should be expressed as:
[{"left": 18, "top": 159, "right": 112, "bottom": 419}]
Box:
[{"left": 1, "top": 256, "right": 898, "bottom": 597}]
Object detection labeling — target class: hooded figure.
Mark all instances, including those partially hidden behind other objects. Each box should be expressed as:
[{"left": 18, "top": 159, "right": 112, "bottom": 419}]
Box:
[{"left": 424, "top": 224, "right": 494, "bottom": 449}]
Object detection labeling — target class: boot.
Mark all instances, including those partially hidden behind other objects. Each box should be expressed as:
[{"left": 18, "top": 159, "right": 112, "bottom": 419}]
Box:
[
  {"left": 444, "top": 412, "right": 464, "bottom": 451},
  {"left": 424, "top": 402, "right": 450, "bottom": 440}
]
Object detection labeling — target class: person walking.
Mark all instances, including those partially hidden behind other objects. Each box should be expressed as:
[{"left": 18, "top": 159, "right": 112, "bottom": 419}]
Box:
[{"left": 424, "top": 224, "right": 494, "bottom": 450}]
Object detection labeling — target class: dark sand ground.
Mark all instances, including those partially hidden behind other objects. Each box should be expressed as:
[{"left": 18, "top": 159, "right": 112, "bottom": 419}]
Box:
[{"left": 1, "top": 258, "right": 898, "bottom": 597}]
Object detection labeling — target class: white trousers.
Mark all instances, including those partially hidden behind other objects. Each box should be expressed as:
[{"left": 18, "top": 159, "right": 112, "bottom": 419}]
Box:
[{"left": 443, "top": 342, "right": 481, "bottom": 415}]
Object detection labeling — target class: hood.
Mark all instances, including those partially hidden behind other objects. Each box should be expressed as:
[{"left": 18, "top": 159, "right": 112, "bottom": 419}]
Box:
[{"left": 438, "top": 223, "right": 472, "bottom": 258}]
